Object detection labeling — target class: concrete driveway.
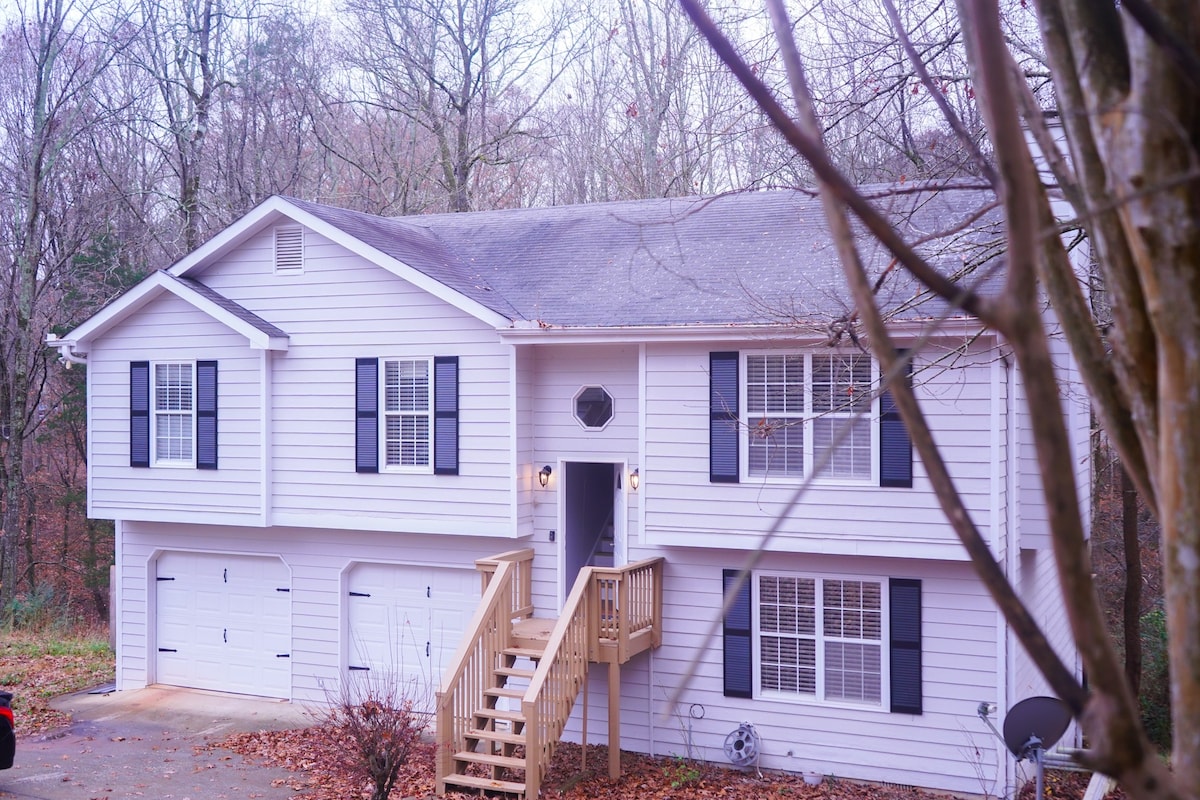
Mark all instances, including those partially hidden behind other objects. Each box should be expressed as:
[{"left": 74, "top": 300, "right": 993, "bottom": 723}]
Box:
[{"left": 0, "top": 686, "right": 315, "bottom": 799}]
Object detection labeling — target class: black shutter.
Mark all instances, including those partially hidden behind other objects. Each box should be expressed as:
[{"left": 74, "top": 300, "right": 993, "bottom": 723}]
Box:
[
  {"left": 196, "top": 361, "right": 218, "bottom": 469},
  {"left": 879, "top": 352, "right": 913, "bottom": 488},
  {"left": 355, "top": 358, "right": 379, "bottom": 473},
  {"left": 710, "top": 352, "right": 740, "bottom": 483},
  {"left": 130, "top": 361, "right": 150, "bottom": 468},
  {"left": 433, "top": 356, "right": 459, "bottom": 475},
  {"left": 722, "top": 569, "right": 753, "bottom": 698},
  {"left": 889, "top": 578, "right": 923, "bottom": 714}
]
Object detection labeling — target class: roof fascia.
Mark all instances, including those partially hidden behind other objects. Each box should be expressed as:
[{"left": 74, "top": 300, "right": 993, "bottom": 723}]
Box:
[
  {"left": 63, "top": 271, "right": 289, "bottom": 352},
  {"left": 171, "top": 196, "right": 512, "bottom": 329}
]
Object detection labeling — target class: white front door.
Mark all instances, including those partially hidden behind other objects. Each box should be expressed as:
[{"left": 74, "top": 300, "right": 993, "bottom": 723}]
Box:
[
  {"left": 155, "top": 552, "right": 292, "bottom": 698},
  {"left": 345, "top": 563, "right": 478, "bottom": 710}
]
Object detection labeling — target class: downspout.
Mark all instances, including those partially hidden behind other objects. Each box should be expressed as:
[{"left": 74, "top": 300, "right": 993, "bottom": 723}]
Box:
[
  {"left": 46, "top": 334, "right": 88, "bottom": 366},
  {"left": 1004, "top": 346, "right": 1020, "bottom": 797}
]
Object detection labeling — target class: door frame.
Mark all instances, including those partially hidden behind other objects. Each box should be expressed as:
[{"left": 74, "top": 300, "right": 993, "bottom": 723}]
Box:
[{"left": 555, "top": 457, "right": 630, "bottom": 607}]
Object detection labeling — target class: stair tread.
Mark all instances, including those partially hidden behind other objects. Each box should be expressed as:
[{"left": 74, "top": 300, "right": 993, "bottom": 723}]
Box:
[
  {"left": 467, "top": 728, "right": 525, "bottom": 745},
  {"left": 503, "top": 646, "right": 546, "bottom": 659},
  {"left": 455, "top": 750, "right": 526, "bottom": 770},
  {"left": 441, "top": 773, "right": 527, "bottom": 794},
  {"left": 495, "top": 665, "right": 535, "bottom": 678},
  {"left": 485, "top": 686, "right": 525, "bottom": 699},
  {"left": 475, "top": 708, "right": 526, "bottom": 722}
]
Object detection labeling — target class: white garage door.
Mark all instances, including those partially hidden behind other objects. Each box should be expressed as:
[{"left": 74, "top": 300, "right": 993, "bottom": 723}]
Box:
[
  {"left": 346, "top": 563, "right": 478, "bottom": 710},
  {"left": 156, "top": 552, "right": 291, "bottom": 698}
]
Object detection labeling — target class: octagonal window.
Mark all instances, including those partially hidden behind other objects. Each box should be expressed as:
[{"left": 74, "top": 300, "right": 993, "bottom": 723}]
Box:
[{"left": 574, "top": 386, "right": 614, "bottom": 430}]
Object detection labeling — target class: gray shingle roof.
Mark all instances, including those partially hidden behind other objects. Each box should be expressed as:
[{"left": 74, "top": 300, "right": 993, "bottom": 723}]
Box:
[
  {"left": 171, "top": 273, "right": 289, "bottom": 338},
  {"left": 286, "top": 187, "right": 1003, "bottom": 329}
]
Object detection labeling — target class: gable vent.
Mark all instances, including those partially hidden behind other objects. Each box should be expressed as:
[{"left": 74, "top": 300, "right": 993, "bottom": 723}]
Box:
[{"left": 274, "top": 226, "right": 304, "bottom": 274}]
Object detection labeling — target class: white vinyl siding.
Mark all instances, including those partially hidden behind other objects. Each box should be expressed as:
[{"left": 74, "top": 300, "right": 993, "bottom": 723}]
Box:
[
  {"left": 85, "top": 293, "right": 263, "bottom": 522},
  {"left": 539, "top": 546, "right": 1010, "bottom": 796},
  {"left": 745, "top": 352, "right": 873, "bottom": 481},
  {"left": 193, "top": 227, "right": 512, "bottom": 536},
  {"left": 382, "top": 358, "right": 431, "bottom": 469},
  {"left": 756, "top": 573, "right": 883, "bottom": 706},
  {"left": 153, "top": 362, "right": 195, "bottom": 465},
  {"left": 643, "top": 341, "right": 1004, "bottom": 559}
]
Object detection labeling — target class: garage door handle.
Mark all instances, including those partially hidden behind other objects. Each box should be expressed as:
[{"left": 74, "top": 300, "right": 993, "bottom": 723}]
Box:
[
  {"left": 426, "top": 641, "right": 430, "bottom": 657},
  {"left": 276, "top": 654, "right": 290, "bottom": 658},
  {"left": 223, "top": 628, "right": 227, "bottom": 643},
  {"left": 158, "top": 648, "right": 178, "bottom": 653},
  {"left": 349, "top": 666, "right": 369, "bottom": 671},
  {"left": 348, "top": 591, "right": 370, "bottom": 597}
]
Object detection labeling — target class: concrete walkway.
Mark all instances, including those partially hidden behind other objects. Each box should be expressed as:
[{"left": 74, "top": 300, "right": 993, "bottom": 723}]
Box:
[{"left": 0, "top": 686, "right": 316, "bottom": 799}]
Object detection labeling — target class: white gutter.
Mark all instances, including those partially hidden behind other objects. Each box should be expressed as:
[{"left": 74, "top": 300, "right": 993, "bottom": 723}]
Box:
[
  {"left": 45, "top": 334, "right": 88, "bottom": 367},
  {"left": 497, "top": 319, "right": 988, "bottom": 345}
]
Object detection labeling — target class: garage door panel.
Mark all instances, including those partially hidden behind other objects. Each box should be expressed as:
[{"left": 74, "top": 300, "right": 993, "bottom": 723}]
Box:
[
  {"left": 347, "top": 564, "right": 477, "bottom": 711},
  {"left": 156, "top": 552, "right": 291, "bottom": 698}
]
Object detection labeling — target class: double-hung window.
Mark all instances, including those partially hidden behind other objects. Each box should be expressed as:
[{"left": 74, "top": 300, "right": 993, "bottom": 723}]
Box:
[
  {"left": 130, "top": 360, "right": 217, "bottom": 469},
  {"left": 355, "top": 356, "right": 457, "bottom": 475},
  {"left": 382, "top": 358, "right": 431, "bottom": 469},
  {"left": 745, "top": 352, "right": 873, "bottom": 481},
  {"left": 153, "top": 362, "right": 195, "bottom": 465},
  {"left": 756, "top": 574, "right": 884, "bottom": 705},
  {"left": 724, "top": 569, "right": 922, "bottom": 712}
]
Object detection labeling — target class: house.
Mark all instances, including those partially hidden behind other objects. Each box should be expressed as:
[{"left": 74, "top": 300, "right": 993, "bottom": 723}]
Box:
[{"left": 49, "top": 189, "right": 1088, "bottom": 797}]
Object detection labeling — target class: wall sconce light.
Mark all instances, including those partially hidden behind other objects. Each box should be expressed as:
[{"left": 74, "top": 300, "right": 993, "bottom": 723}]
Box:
[
  {"left": 630, "top": 468, "right": 640, "bottom": 491},
  {"left": 538, "top": 465, "right": 553, "bottom": 488}
]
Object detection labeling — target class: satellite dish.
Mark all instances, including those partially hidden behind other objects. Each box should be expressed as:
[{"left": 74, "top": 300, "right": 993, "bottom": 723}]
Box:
[
  {"left": 1001, "top": 696, "right": 1071, "bottom": 800},
  {"left": 1002, "top": 696, "right": 1070, "bottom": 759}
]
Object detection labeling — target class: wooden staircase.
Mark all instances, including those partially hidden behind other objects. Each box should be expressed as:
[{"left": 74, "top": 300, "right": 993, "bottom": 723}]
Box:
[{"left": 436, "top": 550, "right": 663, "bottom": 799}]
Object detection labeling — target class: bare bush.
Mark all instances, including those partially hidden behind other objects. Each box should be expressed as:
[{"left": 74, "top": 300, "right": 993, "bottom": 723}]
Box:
[{"left": 320, "top": 676, "right": 427, "bottom": 800}]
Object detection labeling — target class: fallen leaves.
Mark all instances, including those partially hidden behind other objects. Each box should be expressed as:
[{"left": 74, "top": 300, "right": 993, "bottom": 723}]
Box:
[
  {"left": 0, "top": 628, "right": 114, "bottom": 737},
  {"left": 214, "top": 726, "right": 1115, "bottom": 800}
]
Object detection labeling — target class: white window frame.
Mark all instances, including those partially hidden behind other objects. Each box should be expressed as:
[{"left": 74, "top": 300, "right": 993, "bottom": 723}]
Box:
[
  {"left": 752, "top": 571, "right": 889, "bottom": 709},
  {"left": 380, "top": 357, "right": 433, "bottom": 472},
  {"left": 151, "top": 361, "right": 196, "bottom": 467},
  {"left": 742, "top": 351, "right": 878, "bottom": 484}
]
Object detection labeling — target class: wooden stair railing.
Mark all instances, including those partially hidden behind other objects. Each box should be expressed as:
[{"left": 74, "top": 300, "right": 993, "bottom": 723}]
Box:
[
  {"left": 521, "top": 567, "right": 593, "bottom": 798},
  {"left": 435, "top": 549, "right": 532, "bottom": 796},
  {"left": 588, "top": 557, "right": 664, "bottom": 663},
  {"left": 435, "top": 554, "right": 664, "bottom": 799}
]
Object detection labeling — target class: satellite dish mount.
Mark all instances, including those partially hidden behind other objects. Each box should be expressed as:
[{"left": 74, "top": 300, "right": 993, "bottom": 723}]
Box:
[{"left": 977, "top": 696, "right": 1071, "bottom": 800}]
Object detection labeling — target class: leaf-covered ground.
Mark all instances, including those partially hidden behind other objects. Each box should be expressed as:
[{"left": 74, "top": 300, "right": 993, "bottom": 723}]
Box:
[
  {"left": 0, "top": 627, "right": 1123, "bottom": 800},
  {"left": 221, "top": 725, "right": 1121, "bottom": 800},
  {"left": 0, "top": 627, "right": 114, "bottom": 735}
]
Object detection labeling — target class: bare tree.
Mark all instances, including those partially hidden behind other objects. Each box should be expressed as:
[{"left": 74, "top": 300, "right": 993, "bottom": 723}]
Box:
[
  {"left": 337, "top": 0, "right": 580, "bottom": 213},
  {"left": 0, "top": 0, "right": 125, "bottom": 613},
  {"left": 131, "top": 0, "right": 244, "bottom": 250},
  {"left": 680, "top": 0, "right": 1199, "bottom": 797},
  {"left": 212, "top": 6, "right": 335, "bottom": 208}
]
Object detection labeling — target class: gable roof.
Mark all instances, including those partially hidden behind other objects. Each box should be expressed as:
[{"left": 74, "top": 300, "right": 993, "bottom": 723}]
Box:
[
  {"left": 285, "top": 186, "right": 1003, "bottom": 330},
  {"left": 59, "top": 187, "right": 1002, "bottom": 357},
  {"left": 169, "top": 196, "right": 515, "bottom": 328},
  {"left": 57, "top": 270, "right": 290, "bottom": 353}
]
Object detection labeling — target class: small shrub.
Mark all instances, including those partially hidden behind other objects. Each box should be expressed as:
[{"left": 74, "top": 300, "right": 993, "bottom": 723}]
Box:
[
  {"left": 321, "top": 677, "right": 427, "bottom": 800},
  {"left": 664, "top": 755, "right": 703, "bottom": 788},
  {"left": 1139, "top": 607, "right": 1171, "bottom": 751},
  {"left": 4, "top": 585, "right": 80, "bottom": 632}
]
